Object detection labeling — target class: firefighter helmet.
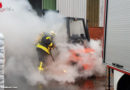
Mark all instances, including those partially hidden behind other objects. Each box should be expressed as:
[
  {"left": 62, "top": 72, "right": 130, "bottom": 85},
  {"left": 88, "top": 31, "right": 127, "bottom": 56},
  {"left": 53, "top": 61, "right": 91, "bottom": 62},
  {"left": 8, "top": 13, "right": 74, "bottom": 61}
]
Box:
[{"left": 50, "top": 30, "right": 56, "bottom": 37}]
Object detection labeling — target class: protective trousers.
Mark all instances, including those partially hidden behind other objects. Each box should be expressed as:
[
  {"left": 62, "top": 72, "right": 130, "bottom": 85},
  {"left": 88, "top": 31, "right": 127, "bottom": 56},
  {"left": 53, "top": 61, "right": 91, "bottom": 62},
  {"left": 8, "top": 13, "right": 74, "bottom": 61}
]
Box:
[{"left": 37, "top": 48, "right": 49, "bottom": 71}]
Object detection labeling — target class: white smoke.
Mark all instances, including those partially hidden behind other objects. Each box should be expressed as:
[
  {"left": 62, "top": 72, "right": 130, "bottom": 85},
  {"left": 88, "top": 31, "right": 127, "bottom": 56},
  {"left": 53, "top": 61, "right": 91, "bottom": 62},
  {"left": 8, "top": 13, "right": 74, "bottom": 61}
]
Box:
[
  {"left": 0, "top": 0, "right": 65, "bottom": 86},
  {"left": 0, "top": 0, "right": 105, "bottom": 88},
  {"left": 45, "top": 40, "right": 105, "bottom": 83}
]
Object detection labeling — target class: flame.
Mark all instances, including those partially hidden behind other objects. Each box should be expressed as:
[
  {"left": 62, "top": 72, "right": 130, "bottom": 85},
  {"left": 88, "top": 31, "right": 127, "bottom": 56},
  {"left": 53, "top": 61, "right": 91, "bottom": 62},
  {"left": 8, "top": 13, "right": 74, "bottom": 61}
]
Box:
[{"left": 63, "top": 69, "right": 67, "bottom": 73}]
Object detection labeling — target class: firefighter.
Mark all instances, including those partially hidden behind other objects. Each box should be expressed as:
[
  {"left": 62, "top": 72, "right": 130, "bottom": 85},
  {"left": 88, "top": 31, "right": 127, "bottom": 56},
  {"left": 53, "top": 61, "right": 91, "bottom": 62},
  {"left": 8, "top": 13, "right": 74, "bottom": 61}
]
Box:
[{"left": 36, "top": 31, "right": 55, "bottom": 72}]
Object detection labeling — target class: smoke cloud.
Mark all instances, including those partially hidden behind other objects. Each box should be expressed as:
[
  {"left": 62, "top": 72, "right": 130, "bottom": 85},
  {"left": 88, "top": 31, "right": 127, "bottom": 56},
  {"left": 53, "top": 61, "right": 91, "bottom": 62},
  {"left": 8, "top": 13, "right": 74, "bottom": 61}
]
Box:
[{"left": 0, "top": 0, "right": 105, "bottom": 89}]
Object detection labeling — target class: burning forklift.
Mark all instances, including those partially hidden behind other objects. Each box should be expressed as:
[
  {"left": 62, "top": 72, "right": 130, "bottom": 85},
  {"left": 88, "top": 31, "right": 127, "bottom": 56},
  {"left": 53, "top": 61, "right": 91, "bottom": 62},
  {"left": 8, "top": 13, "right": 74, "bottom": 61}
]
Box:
[
  {"left": 66, "top": 17, "right": 90, "bottom": 44},
  {"left": 36, "top": 15, "right": 96, "bottom": 73},
  {"left": 65, "top": 17, "right": 95, "bottom": 71}
]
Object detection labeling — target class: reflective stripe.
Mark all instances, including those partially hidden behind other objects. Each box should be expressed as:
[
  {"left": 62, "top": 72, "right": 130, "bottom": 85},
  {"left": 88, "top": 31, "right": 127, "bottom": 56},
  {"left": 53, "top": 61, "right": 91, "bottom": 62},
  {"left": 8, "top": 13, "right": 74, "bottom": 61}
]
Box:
[
  {"left": 38, "top": 61, "right": 44, "bottom": 71},
  {"left": 49, "top": 42, "right": 53, "bottom": 47},
  {"left": 46, "top": 36, "right": 51, "bottom": 40},
  {"left": 36, "top": 43, "right": 50, "bottom": 54}
]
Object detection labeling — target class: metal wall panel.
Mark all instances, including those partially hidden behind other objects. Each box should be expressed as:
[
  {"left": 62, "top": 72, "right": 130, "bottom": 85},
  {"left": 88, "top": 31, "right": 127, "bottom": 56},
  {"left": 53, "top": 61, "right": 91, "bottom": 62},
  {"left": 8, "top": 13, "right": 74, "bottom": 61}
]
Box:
[
  {"left": 99, "top": 0, "right": 105, "bottom": 27},
  {"left": 57, "top": 0, "right": 87, "bottom": 20},
  {"left": 0, "top": 33, "right": 4, "bottom": 90},
  {"left": 105, "top": 0, "right": 130, "bottom": 72}
]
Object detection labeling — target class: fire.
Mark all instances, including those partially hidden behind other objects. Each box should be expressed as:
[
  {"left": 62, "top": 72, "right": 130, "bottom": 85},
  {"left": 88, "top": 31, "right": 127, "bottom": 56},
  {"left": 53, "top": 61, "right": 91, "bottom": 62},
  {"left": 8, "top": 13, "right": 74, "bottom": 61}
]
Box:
[{"left": 63, "top": 69, "right": 67, "bottom": 73}]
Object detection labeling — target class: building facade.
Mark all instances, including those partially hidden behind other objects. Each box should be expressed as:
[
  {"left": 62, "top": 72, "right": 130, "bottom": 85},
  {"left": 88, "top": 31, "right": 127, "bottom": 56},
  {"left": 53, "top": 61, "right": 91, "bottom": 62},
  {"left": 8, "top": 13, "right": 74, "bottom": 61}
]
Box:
[{"left": 29, "top": 0, "right": 105, "bottom": 39}]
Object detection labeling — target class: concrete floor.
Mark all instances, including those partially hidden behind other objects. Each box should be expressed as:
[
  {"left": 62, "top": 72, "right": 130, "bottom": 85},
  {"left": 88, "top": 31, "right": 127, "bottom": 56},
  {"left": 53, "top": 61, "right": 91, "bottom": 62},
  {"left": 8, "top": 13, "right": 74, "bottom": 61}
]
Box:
[
  {"left": 5, "top": 76, "right": 114, "bottom": 90},
  {"left": 4, "top": 67, "right": 115, "bottom": 90}
]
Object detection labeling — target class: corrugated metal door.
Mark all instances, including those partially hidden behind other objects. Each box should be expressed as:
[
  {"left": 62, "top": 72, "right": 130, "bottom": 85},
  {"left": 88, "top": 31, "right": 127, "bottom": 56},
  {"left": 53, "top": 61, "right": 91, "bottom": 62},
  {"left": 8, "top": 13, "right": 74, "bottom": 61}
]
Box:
[
  {"left": 42, "top": 0, "right": 56, "bottom": 10},
  {"left": 105, "top": 0, "right": 130, "bottom": 72},
  {"left": 0, "top": 33, "right": 4, "bottom": 89},
  {"left": 57, "top": 0, "right": 86, "bottom": 20}
]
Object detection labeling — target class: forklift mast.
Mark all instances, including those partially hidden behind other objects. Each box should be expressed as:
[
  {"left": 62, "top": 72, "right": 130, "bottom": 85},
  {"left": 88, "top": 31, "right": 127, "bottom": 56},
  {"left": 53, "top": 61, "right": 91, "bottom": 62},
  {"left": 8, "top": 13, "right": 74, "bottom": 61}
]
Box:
[{"left": 66, "top": 17, "right": 90, "bottom": 43}]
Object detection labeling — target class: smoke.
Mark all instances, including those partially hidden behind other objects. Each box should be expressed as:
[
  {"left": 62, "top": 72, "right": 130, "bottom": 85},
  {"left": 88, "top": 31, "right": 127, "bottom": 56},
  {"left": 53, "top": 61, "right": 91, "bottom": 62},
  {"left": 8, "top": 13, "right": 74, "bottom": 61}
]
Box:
[
  {"left": 0, "top": 0, "right": 105, "bottom": 89},
  {"left": 0, "top": 0, "right": 65, "bottom": 87},
  {"left": 45, "top": 40, "right": 105, "bottom": 83}
]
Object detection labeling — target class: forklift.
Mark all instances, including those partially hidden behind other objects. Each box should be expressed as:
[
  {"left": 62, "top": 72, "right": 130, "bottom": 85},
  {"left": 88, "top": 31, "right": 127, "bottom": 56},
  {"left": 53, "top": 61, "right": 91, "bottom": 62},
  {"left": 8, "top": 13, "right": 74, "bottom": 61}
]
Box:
[
  {"left": 66, "top": 17, "right": 90, "bottom": 45},
  {"left": 65, "top": 17, "right": 95, "bottom": 71}
]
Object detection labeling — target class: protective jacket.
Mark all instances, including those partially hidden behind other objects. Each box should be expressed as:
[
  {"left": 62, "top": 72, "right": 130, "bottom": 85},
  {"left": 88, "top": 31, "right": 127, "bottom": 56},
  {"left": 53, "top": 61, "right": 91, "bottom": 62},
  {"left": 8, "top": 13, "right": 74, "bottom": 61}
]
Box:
[{"left": 36, "top": 32, "right": 54, "bottom": 54}]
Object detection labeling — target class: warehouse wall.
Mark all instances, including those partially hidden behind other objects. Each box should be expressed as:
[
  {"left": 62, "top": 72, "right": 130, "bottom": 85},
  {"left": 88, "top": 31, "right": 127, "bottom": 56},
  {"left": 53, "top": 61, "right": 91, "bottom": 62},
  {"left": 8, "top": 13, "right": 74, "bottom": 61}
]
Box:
[
  {"left": 0, "top": 34, "right": 4, "bottom": 90},
  {"left": 57, "top": 0, "right": 87, "bottom": 20},
  {"left": 99, "top": 0, "right": 105, "bottom": 27},
  {"left": 88, "top": 0, "right": 105, "bottom": 40},
  {"left": 42, "top": 0, "right": 56, "bottom": 10},
  {"left": 28, "top": 0, "right": 42, "bottom": 10},
  {"left": 87, "top": 0, "right": 99, "bottom": 27},
  {"left": 56, "top": 0, "right": 105, "bottom": 40},
  {"left": 89, "top": 27, "right": 104, "bottom": 40}
]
